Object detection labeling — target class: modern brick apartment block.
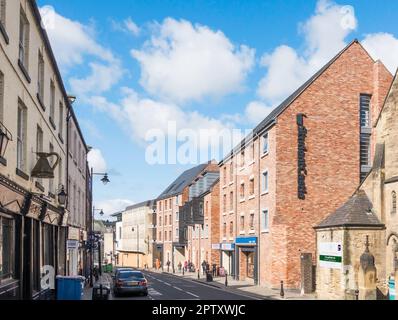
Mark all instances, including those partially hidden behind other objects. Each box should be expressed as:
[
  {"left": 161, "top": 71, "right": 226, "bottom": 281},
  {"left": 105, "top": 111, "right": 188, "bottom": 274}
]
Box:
[
  {"left": 155, "top": 161, "right": 218, "bottom": 270},
  {"left": 218, "top": 40, "right": 393, "bottom": 289},
  {"left": 185, "top": 178, "right": 220, "bottom": 269}
]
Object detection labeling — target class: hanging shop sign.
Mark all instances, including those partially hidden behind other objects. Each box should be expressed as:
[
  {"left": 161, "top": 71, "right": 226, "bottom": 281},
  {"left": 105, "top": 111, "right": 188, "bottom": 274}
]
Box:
[
  {"left": 319, "top": 242, "right": 342, "bottom": 269},
  {"left": 297, "top": 113, "right": 308, "bottom": 200}
]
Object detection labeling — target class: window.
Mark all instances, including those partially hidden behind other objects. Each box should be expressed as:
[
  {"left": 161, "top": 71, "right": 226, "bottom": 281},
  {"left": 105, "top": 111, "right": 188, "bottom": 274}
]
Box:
[
  {"left": 19, "top": 7, "right": 30, "bottom": 70},
  {"left": 165, "top": 215, "right": 167, "bottom": 226},
  {"left": 392, "top": 191, "right": 397, "bottom": 214},
  {"left": 240, "top": 183, "right": 245, "bottom": 199},
  {"left": 223, "top": 194, "right": 227, "bottom": 212},
  {"left": 249, "top": 178, "right": 254, "bottom": 196},
  {"left": 169, "top": 214, "right": 172, "bottom": 225},
  {"left": 49, "top": 143, "right": 54, "bottom": 193},
  {"left": 59, "top": 102, "right": 64, "bottom": 139},
  {"left": 176, "top": 212, "right": 179, "bottom": 221},
  {"left": 37, "top": 50, "right": 44, "bottom": 101},
  {"left": 0, "top": 0, "right": 6, "bottom": 28},
  {"left": 169, "top": 231, "right": 171, "bottom": 241},
  {"left": 17, "top": 101, "right": 27, "bottom": 171},
  {"left": 262, "top": 171, "right": 269, "bottom": 193},
  {"left": 249, "top": 213, "right": 255, "bottom": 230},
  {"left": 229, "top": 192, "right": 233, "bottom": 211},
  {"left": 230, "top": 162, "right": 234, "bottom": 181},
  {"left": 360, "top": 134, "right": 371, "bottom": 167},
  {"left": 50, "top": 80, "right": 55, "bottom": 121},
  {"left": 0, "top": 216, "right": 14, "bottom": 282},
  {"left": 169, "top": 199, "right": 172, "bottom": 209},
  {"left": 159, "top": 202, "right": 162, "bottom": 211},
  {"left": 0, "top": 71, "right": 3, "bottom": 123},
  {"left": 36, "top": 126, "right": 43, "bottom": 186},
  {"left": 240, "top": 215, "right": 245, "bottom": 232},
  {"left": 223, "top": 166, "right": 227, "bottom": 185},
  {"left": 205, "top": 224, "right": 209, "bottom": 238},
  {"left": 360, "top": 95, "right": 371, "bottom": 128},
  {"left": 159, "top": 216, "right": 162, "bottom": 226},
  {"left": 158, "top": 232, "right": 162, "bottom": 241},
  {"left": 119, "top": 227, "right": 122, "bottom": 239},
  {"left": 262, "top": 132, "right": 269, "bottom": 154},
  {"left": 360, "top": 94, "right": 372, "bottom": 182},
  {"left": 42, "top": 224, "right": 54, "bottom": 268},
  {"left": 175, "top": 228, "right": 178, "bottom": 240},
  {"left": 164, "top": 231, "right": 167, "bottom": 241},
  {"left": 229, "top": 221, "right": 233, "bottom": 237},
  {"left": 240, "top": 150, "right": 245, "bottom": 167},
  {"left": 223, "top": 222, "right": 227, "bottom": 238},
  {"left": 199, "top": 202, "right": 204, "bottom": 216},
  {"left": 205, "top": 201, "right": 209, "bottom": 216},
  {"left": 261, "top": 209, "right": 269, "bottom": 232}
]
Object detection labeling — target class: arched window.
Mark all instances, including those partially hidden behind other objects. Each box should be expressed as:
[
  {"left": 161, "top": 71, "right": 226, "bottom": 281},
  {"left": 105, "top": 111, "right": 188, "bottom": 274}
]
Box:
[{"left": 392, "top": 191, "right": 397, "bottom": 214}]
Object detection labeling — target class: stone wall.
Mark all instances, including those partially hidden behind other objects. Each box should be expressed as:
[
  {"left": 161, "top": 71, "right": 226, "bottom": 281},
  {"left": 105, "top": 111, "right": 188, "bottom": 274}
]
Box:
[{"left": 316, "top": 227, "right": 386, "bottom": 300}]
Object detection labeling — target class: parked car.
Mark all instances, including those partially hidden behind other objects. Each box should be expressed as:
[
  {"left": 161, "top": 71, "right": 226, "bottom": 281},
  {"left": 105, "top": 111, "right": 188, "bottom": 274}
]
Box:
[{"left": 113, "top": 270, "right": 148, "bottom": 297}]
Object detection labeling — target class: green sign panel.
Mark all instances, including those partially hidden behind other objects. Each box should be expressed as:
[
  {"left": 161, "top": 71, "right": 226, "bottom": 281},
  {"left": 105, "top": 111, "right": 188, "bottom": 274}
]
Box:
[{"left": 320, "top": 255, "right": 342, "bottom": 263}]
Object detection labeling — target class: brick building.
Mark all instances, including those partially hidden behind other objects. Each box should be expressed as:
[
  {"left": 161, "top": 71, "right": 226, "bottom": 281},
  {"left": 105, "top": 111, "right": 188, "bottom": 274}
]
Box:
[
  {"left": 183, "top": 176, "right": 220, "bottom": 270},
  {"left": 218, "top": 40, "right": 393, "bottom": 289},
  {"left": 315, "top": 70, "right": 398, "bottom": 300},
  {"left": 155, "top": 161, "right": 218, "bottom": 270}
]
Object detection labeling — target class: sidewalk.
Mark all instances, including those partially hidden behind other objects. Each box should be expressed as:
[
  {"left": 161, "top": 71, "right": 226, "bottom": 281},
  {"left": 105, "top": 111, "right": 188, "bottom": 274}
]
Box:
[
  {"left": 151, "top": 268, "right": 317, "bottom": 300},
  {"left": 82, "top": 273, "right": 112, "bottom": 300}
]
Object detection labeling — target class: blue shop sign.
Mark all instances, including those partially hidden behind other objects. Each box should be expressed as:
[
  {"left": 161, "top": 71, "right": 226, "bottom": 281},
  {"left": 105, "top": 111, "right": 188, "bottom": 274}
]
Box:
[{"left": 236, "top": 237, "right": 257, "bottom": 245}]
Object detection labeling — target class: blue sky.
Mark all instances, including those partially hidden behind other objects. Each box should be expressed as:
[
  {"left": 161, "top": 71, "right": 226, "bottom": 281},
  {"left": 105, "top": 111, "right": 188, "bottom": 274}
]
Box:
[{"left": 37, "top": 0, "right": 398, "bottom": 219}]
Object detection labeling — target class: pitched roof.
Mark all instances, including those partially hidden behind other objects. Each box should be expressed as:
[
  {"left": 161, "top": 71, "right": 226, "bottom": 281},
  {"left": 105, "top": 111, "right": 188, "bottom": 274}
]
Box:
[
  {"left": 220, "top": 39, "right": 372, "bottom": 164},
  {"left": 125, "top": 199, "right": 156, "bottom": 211},
  {"left": 315, "top": 190, "right": 385, "bottom": 229},
  {"left": 157, "top": 164, "right": 208, "bottom": 200}
]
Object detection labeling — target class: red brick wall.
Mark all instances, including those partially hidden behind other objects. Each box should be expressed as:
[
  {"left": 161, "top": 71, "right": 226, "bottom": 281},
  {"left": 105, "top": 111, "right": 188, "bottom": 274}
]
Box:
[{"left": 273, "top": 41, "right": 393, "bottom": 288}]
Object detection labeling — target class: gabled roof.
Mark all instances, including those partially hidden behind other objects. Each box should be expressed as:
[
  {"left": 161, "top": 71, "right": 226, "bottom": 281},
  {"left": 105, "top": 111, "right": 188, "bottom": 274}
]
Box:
[
  {"left": 157, "top": 164, "right": 208, "bottom": 200},
  {"left": 315, "top": 190, "right": 385, "bottom": 229},
  {"left": 220, "top": 39, "right": 375, "bottom": 165}
]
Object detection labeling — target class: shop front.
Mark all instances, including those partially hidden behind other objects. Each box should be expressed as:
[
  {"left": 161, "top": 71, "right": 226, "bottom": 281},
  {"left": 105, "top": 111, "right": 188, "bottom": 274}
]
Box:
[
  {"left": 220, "top": 243, "right": 235, "bottom": 277},
  {"left": 235, "top": 237, "right": 258, "bottom": 285},
  {"left": 0, "top": 174, "right": 66, "bottom": 300}
]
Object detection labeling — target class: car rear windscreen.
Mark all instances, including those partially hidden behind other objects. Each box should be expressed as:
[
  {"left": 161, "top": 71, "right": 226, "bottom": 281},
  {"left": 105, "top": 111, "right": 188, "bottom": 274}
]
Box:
[{"left": 118, "top": 272, "right": 143, "bottom": 279}]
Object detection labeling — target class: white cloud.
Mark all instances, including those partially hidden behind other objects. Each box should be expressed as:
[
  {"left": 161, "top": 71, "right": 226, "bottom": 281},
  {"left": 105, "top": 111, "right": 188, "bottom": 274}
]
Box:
[
  {"left": 70, "top": 62, "right": 125, "bottom": 96},
  {"left": 90, "top": 90, "right": 232, "bottom": 144},
  {"left": 124, "top": 18, "right": 141, "bottom": 36},
  {"left": 40, "top": 5, "right": 116, "bottom": 70},
  {"left": 245, "top": 101, "right": 274, "bottom": 125},
  {"left": 257, "top": 0, "right": 357, "bottom": 105},
  {"left": 87, "top": 148, "right": 107, "bottom": 172},
  {"left": 362, "top": 33, "right": 398, "bottom": 74},
  {"left": 95, "top": 199, "right": 134, "bottom": 219},
  {"left": 132, "top": 17, "right": 255, "bottom": 103}
]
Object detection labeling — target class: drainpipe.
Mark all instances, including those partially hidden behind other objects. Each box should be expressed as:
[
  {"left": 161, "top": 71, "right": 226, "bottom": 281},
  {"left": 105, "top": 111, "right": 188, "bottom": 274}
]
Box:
[{"left": 256, "top": 132, "right": 260, "bottom": 286}]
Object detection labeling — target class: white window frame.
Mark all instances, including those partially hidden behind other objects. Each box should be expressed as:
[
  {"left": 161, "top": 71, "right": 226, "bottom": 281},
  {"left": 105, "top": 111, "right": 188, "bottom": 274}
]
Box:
[
  {"left": 261, "top": 170, "right": 269, "bottom": 194},
  {"left": 261, "top": 208, "right": 269, "bottom": 233},
  {"left": 17, "top": 101, "right": 27, "bottom": 171},
  {"left": 262, "top": 132, "right": 269, "bottom": 155}
]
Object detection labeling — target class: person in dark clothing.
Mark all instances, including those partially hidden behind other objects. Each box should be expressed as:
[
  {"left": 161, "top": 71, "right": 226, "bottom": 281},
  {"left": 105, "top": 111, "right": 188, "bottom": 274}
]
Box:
[
  {"left": 212, "top": 264, "right": 217, "bottom": 277},
  {"left": 202, "top": 261, "right": 207, "bottom": 275}
]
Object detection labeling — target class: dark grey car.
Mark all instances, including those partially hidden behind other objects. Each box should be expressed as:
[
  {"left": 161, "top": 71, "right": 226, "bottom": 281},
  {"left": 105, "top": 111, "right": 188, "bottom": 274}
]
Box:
[{"left": 113, "top": 270, "right": 148, "bottom": 297}]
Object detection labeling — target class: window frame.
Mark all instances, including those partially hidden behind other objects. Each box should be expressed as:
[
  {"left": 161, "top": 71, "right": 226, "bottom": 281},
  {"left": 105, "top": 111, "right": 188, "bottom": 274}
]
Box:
[
  {"left": 261, "top": 209, "right": 269, "bottom": 233},
  {"left": 262, "top": 170, "right": 269, "bottom": 194}
]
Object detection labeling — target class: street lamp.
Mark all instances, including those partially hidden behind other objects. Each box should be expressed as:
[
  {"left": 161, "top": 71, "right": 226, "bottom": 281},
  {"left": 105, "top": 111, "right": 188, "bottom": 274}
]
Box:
[
  {"left": 89, "top": 165, "right": 111, "bottom": 287},
  {"left": 132, "top": 226, "right": 139, "bottom": 268},
  {"left": 57, "top": 185, "right": 67, "bottom": 206}
]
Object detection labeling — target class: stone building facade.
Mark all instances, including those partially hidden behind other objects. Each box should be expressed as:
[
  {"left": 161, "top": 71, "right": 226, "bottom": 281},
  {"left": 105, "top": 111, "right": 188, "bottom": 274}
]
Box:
[
  {"left": 0, "top": 0, "right": 89, "bottom": 299},
  {"left": 218, "top": 40, "right": 393, "bottom": 289},
  {"left": 119, "top": 200, "right": 156, "bottom": 269}
]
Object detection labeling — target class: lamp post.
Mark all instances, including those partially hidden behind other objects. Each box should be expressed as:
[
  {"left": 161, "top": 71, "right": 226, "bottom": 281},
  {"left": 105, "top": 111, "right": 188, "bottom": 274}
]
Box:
[
  {"left": 132, "top": 226, "right": 139, "bottom": 268},
  {"left": 89, "top": 166, "right": 109, "bottom": 287}
]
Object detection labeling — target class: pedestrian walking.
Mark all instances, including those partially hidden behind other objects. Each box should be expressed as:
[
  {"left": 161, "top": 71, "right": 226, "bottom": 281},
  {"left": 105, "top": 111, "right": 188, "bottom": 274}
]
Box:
[
  {"left": 167, "top": 260, "right": 171, "bottom": 272},
  {"left": 178, "top": 261, "right": 182, "bottom": 272},
  {"left": 202, "top": 260, "right": 207, "bottom": 275}
]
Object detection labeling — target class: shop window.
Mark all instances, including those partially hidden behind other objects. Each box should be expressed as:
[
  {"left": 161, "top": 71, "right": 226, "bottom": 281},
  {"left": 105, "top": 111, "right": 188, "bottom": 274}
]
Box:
[{"left": 0, "top": 216, "right": 14, "bottom": 282}]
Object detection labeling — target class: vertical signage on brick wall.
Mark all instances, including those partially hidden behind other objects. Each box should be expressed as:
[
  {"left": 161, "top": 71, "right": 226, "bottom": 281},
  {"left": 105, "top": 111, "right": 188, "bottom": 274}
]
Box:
[{"left": 297, "top": 114, "right": 307, "bottom": 200}]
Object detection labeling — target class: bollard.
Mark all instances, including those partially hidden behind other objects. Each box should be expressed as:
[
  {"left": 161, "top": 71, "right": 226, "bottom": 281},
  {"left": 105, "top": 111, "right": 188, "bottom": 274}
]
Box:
[
  {"left": 355, "top": 289, "right": 359, "bottom": 300},
  {"left": 198, "top": 269, "right": 200, "bottom": 279},
  {"left": 280, "top": 281, "right": 285, "bottom": 298},
  {"left": 225, "top": 272, "right": 228, "bottom": 287}
]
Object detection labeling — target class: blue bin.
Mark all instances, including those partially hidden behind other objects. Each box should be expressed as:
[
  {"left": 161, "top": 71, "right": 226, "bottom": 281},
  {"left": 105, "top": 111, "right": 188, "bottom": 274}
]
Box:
[{"left": 56, "top": 276, "right": 85, "bottom": 300}]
